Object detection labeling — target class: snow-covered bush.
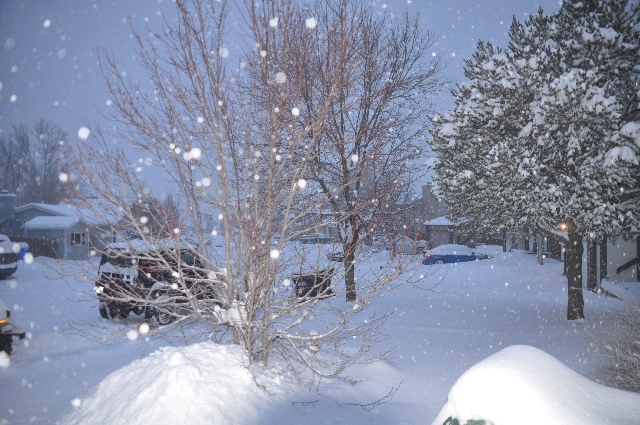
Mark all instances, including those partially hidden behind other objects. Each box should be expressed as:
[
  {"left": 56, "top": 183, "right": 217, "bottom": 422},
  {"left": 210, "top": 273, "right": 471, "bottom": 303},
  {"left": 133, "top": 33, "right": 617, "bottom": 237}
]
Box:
[{"left": 591, "top": 302, "right": 640, "bottom": 393}]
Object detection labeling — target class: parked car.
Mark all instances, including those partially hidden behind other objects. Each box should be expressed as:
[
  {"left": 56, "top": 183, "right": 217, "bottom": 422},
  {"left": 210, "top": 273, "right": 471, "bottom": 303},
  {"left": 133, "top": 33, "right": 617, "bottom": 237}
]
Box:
[
  {"left": 372, "top": 235, "right": 427, "bottom": 255},
  {"left": 0, "top": 234, "right": 18, "bottom": 278},
  {"left": 394, "top": 236, "right": 427, "bottom": 255},
  {"left": 326, "top": 243, "right": 369, "bottom": 262},
  {"left": 94, "top": 239, "right": 227, "bottom": 325},
  {"left": 422, "top": 244, "right": 492, "bottom": 265},
  {"left": 299, "top": 235, "right": 333, "bottom": 244},
  {"left": 0, "top": 297, "right": 25, "bottom": 356},
  {"left": 292, "top": 268, "right": 334, "bottom": 300}
]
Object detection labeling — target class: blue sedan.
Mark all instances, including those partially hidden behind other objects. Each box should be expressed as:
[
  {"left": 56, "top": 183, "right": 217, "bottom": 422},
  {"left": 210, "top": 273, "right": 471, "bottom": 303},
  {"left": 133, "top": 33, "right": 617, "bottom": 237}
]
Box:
[{"left": 422, "top": 244, "right": 492, "bottom": 265}]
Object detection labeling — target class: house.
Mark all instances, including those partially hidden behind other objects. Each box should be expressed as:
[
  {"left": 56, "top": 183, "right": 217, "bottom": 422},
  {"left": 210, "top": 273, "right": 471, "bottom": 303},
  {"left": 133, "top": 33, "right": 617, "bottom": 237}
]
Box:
[
  {"left": 2, "top": 199, "right": 119, "bottom": 260},
  {"left": 423, "top": 216, "right": 484, "bottom": 248},
  {"left": 423, "top": 216, "right": 456, "bottom": 248},
  {"left": 597, "top": 235, "right": 639, "bottom": 284}
]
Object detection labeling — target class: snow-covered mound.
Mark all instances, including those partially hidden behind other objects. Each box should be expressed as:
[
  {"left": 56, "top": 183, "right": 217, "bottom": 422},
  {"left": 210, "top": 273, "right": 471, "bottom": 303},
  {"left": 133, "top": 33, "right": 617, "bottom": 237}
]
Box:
[
  {"left": 60, "top": 342, "right": 274, "bottom": 425},
  {"left": 432, "top": 345, "right": 640, "bottom": 425}
]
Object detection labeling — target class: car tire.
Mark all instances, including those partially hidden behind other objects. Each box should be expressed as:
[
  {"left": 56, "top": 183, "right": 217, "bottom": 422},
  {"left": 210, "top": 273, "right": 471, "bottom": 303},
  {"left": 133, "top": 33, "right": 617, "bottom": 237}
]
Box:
[
  {"left": 434, "top": 259, "right": 445, "bottom": 265},
  {"left": 99, "top": 304, "right": 108, "bottom": 319},
  {"left": 148, "top": 292, "right": 176, "bottom": 326},
  {"left": 108, "top": 307, "right": 129, "bottom": 320},
  {"left": 0, "top": 334, "right": 12, "bottom": 356}
]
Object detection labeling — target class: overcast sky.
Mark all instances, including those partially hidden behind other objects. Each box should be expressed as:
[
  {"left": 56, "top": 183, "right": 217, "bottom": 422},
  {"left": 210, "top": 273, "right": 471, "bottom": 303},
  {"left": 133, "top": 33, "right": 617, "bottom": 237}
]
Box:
[{"left": 0, "top": 0, "right": 561, "bottom": 194}]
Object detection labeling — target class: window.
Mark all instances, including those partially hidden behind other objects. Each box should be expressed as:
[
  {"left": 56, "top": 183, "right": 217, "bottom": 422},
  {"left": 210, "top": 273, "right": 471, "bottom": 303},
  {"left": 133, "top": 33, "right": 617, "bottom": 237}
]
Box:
[{"left": 71, "top": 232, "right": 86, "bottom": 246}]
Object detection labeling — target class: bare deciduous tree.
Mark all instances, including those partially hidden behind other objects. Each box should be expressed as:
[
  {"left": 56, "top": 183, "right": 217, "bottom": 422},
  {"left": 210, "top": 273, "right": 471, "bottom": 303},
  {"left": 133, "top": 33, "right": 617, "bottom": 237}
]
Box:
[
  {"left": 66, "top": 0, "right": 439, "bottom": 380},
  {"left": 0, "top": 119, "right": 67, "bottom": 204},
  {"left": 297, "top": 4, "right": 447, "bottom": 301}
]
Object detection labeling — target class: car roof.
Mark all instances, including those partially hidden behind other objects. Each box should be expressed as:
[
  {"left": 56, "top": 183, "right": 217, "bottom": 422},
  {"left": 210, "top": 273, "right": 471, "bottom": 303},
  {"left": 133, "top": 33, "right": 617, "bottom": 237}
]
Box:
[{"left": 431, "top": 244, "right": 473, "bottom": 253}]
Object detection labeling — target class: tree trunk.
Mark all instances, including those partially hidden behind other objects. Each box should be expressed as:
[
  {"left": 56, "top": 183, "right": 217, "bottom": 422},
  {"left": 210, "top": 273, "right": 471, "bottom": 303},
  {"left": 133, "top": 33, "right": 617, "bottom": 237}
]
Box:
[
  {"left": 586, "top": 239, "right": 597, "bottom": 292},
  {"left": 345, "top": 248, "right": 356, "bottom": 302},
  {"left": 537, "top": 233, "right": 544, "bottom": 265},
  {"left": 565, "top": 229, "right": 585, "bottom": 320}
]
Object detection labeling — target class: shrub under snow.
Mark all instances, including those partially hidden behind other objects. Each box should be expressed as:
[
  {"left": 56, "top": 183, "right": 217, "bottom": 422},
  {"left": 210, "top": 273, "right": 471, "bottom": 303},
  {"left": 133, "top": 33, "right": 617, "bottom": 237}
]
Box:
[{"left": 591, "top": 302, "right": 640, "bottom": 393}]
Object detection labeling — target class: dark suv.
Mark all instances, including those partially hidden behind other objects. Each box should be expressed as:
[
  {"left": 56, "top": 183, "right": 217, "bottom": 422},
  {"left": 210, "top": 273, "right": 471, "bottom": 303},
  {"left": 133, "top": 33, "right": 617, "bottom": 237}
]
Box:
[{"left": 94, "top": 239, "right": 226, "bottom": 325}]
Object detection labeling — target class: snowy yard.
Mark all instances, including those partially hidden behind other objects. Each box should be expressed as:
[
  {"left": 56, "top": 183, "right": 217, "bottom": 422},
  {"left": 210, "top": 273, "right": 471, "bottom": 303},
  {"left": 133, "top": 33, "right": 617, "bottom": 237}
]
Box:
[{"left": 1, "top": 245, "right": 639, "bottom": 424}]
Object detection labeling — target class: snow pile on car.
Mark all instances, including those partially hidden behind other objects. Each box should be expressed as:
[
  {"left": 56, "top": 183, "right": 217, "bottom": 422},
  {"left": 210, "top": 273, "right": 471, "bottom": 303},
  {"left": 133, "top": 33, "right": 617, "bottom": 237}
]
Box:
[
  {"left": 61, "top": 342, "right": 282, "bottom": 425},
  {"left": 431, "top": 345, "right": 640, "bottom": 425}
]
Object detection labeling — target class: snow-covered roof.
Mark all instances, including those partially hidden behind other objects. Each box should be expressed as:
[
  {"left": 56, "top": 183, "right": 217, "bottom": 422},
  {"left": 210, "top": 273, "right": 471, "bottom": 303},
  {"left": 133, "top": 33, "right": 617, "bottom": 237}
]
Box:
[
  {"left": 106, "top": 238, "right": 196, "bottom": 253},
  {"left": 14, "top": 202, "right": 120, "bottom": 226},
  {"left": 23, "top": 216, "right": 80, "bottom": 231},
  {"left": 424, "top": 215, "right": 454, "bottom": 226}
]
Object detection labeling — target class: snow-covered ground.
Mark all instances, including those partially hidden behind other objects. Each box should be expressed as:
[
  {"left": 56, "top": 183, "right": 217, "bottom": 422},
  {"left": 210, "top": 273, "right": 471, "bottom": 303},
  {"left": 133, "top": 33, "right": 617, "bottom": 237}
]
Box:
[{"left": 1, "top": 245, "right": 639, "bottom": 424}]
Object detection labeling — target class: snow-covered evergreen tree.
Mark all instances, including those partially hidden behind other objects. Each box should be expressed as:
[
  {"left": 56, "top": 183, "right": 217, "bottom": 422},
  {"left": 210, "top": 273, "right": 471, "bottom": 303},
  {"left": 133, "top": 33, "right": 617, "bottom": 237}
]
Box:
[{"left": 432, "top": 0, "right": 640, "bottom": 320}]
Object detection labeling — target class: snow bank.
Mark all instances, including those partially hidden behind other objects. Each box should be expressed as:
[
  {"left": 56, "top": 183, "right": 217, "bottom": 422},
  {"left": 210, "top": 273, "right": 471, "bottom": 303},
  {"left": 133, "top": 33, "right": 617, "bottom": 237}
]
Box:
[
  {"left": 60, "top": 342, "right": 273, "bottom": 425},
  {"left": 431, "top": 345, "right": 640, "bottom": 425}
]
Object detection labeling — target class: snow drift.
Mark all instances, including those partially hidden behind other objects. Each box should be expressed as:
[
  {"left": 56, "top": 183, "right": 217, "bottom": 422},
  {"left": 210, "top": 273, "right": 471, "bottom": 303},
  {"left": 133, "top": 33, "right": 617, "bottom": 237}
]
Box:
[
  {"left": 431, "top": 345, "right": 640, "bottom": 425},
  {"left": 60, "top": 342, "right": 276, "bottom": 425}
]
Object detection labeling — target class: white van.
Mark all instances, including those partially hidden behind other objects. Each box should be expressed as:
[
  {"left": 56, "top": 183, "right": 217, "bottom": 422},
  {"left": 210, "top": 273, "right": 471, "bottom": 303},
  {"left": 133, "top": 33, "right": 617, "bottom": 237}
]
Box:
[{"left": 0, "top": 234, "right": 18, "bottom": 278}]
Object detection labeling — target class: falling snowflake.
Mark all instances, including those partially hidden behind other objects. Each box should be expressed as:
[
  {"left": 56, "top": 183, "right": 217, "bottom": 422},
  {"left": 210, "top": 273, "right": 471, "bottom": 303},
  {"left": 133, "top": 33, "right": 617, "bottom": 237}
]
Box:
[
  {"left": 305, "top": 17, "right": 317, "bottom": 29},
  {"left": 77, "top": 127, "right": 91, "bottom": 140},
  {"left": 270, "top": 249, "right": 280, "bottom": 259},
  {"left": 184, "top": 147, "right": 202, "bottom": 160},
  {"left": 269, "top": 17, "right": 279, "bottom": 28},
  {"left": 4, "top": 38, "right": 16, "bottom": 50},
  {"left": 297, "top": 178, "right": 307, "bottom": 188},
  {"left": 43, "top": 19, "right": 51, "bottom": 28},
  {"left": 275, "top": 72, "right": 287, "bottom": 84},
  {"left": 291, "top": 107, "right": 300, "bottom": 116},
  {"left": 219, "top": 47, "right": 229, "bottom": 58}
]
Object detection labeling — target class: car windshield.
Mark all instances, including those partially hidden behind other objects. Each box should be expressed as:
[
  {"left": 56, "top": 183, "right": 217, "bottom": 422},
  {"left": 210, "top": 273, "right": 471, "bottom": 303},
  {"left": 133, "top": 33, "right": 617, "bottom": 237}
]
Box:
[{"left": 100, "top": 250, "right": 139, "bottom": 267}]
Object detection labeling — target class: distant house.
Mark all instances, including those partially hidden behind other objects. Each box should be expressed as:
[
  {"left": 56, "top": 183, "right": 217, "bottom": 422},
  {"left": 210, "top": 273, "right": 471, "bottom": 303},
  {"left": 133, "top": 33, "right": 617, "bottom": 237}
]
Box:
[
  {"left": 598, "top": 235, "right": 639, "bottom": 283},
  {"left": 423, "top": 216, "right": 482, "bottom": 248},
  {"left": 6, "top": 202, "right": 118, "bottom": 260},
  {"left": 423, "top": 216, "right": 455, "bottom": 248}
]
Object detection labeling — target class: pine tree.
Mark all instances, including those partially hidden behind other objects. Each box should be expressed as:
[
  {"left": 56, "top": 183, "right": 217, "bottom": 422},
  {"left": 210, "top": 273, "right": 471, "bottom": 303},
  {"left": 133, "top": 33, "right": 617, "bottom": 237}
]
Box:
[{"left": 432, "top": 0, "right": 640, "bottom": 320}]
